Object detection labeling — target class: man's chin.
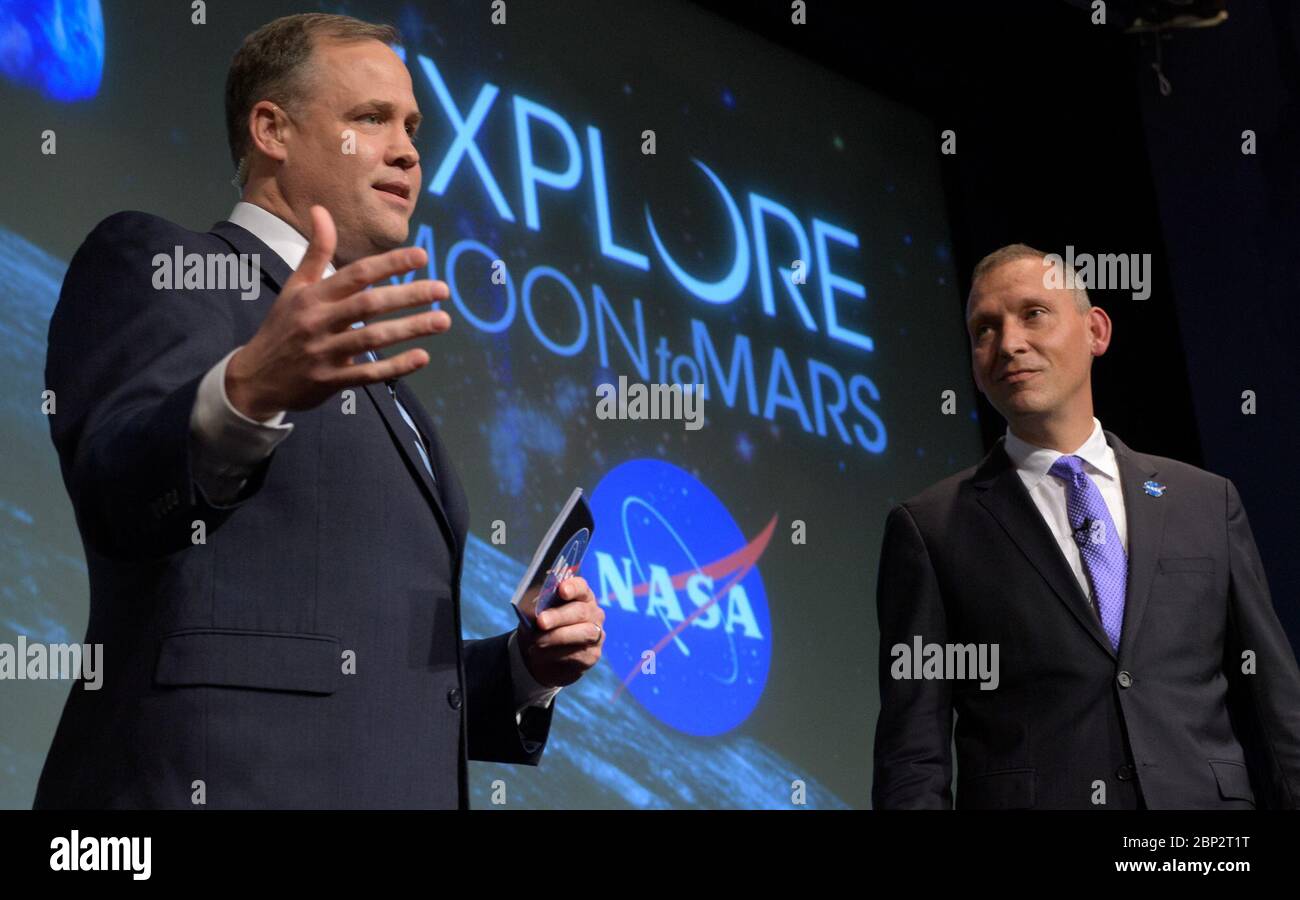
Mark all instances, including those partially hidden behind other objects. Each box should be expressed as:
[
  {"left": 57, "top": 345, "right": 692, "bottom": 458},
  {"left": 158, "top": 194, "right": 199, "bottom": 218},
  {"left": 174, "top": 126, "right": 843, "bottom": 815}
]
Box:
[
  {"left": 995, "top": 392, "right": 1053, "bottom": 420},
  {"left": 369, "top": 225, "right": 410, "bottom": 254},
  {"left": 365, "top": 205, "right": 413, "bottom": 246}
]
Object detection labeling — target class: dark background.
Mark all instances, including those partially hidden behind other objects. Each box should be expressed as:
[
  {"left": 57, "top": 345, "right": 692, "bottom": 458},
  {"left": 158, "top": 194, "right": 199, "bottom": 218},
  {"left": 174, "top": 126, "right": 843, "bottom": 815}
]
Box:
[{"left": 699, "top": 0, "right": 1300, "bottom": 651}]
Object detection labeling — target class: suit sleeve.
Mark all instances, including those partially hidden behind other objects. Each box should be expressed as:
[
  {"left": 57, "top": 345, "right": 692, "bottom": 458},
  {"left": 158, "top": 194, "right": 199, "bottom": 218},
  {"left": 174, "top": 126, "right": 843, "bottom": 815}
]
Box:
[
  {"left": 873, "top": 504, "right": 954, "bottom": 809},
  {"left": 462, "top": 632, "right": 552, "bottom": 765},
  {"left": 46, "top": 212, "right": 272, "bottom": 561},
  {"left": 1222, "top": 479, "right": 1300, "bottom": 809}
]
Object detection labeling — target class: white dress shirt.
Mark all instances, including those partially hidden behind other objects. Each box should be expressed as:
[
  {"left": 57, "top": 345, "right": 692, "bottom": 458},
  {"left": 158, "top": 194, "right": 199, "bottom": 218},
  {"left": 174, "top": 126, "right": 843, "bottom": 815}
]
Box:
[
  {"left": 1003, "top": 417, "right": 1129, "bottom": 605},
  {"left": 188, "top": 201, "right": 559, "bottom": 722}
]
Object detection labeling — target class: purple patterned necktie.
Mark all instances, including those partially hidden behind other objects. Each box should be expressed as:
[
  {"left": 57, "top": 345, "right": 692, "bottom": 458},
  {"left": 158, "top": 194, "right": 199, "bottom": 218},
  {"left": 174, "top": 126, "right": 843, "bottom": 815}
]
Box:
[{"left": 1048, "top": 454, "right": 1127, "bottom": 650}]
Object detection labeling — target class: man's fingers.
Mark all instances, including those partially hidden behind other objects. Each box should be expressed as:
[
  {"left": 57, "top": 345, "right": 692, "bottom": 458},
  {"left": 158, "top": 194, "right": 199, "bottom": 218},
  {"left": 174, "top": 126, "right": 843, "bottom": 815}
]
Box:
[
  {"left": 333, "top": 348, "right": 430, "bottom": 388},
  {"left": 554, "top": 576, "right": 592, "bottom": 605},
  {"left": 325, "top": 279, "right": 449, "bottom": 329},
  {"left": 328, "top": 311, "right": 451, "bottom": 358},
  {"left": 317, "top": 246, "right": 431, "bottom": 301},
  {"left": 536, "top": 582, "right": 600, "bottom": 631},
  {"left": 293, "top": 206, "right": 336, "bottom": 285},
  {"left": 533, "top": 622, "right": 604, "bottom": 652}
]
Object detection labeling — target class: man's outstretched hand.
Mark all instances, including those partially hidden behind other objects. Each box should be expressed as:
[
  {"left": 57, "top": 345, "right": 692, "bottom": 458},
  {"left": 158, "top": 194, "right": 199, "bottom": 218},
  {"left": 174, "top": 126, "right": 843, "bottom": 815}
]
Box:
[
  {"left": 517, "top": 576, "right": 606, "bottom": 688},
  {"left": 226, "top": 205, "right": 451, "bottom": 420}
]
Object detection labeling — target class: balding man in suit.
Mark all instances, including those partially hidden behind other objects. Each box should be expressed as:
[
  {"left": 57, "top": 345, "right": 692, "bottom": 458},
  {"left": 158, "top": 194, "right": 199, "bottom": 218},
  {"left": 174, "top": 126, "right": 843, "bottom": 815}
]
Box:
[{"left": 872, "top": 244, "right": 1300, "bottom": 809}]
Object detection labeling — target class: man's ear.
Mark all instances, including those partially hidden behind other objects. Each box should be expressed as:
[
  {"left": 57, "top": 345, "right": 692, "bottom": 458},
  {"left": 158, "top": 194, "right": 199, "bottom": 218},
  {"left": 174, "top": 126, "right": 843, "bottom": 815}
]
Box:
[
  {"left": 1086, "top": 306, "right": 1113, "bottom": 357},
  {"left": 248, "top": 101, "right": 291, "bottom": 165}
]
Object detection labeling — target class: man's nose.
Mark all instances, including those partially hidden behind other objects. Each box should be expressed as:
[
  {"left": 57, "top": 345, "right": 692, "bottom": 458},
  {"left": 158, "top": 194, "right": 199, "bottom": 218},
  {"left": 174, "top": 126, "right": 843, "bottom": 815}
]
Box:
[
  {"left": 997, "top": 321, "right": 1029, "bottom": 358},
  {"left": 389, "top": 136, "right": 419, "bottom": 170}
]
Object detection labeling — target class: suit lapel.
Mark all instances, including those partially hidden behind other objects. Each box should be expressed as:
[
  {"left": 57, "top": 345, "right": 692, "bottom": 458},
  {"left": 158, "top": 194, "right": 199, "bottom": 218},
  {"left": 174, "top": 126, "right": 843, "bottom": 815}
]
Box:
[
  {"left": 393, "top": 380, "right": 468, "bottom": 546},
  {"left": 974, "top": 439, "right": 1117, "bottom": 660},
  {"left": 1106, "top": 431, "right": 1165, "bottom": 661},
  {"left": 209, "top": 219, "right": 461, "bottom": 554},
  {"left": 210, "top": 220, "right": 295, "bottom": 295},
  {"left": 362, "top": 382, "right": 459, "bottom": 553}
]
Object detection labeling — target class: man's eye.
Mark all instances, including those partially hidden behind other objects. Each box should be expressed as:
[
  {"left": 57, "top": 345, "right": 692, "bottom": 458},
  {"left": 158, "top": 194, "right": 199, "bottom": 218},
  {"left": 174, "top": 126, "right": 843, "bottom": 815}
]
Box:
[{"left": 362, "top": 113, "right": 383, "bottom": 124}]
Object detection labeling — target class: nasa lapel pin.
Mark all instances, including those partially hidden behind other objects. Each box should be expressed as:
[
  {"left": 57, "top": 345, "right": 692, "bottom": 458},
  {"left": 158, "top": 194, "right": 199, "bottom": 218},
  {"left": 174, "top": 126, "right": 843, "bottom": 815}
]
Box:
[{"left": 1142, "top": 480, "right": 1167, "bottom": 497}]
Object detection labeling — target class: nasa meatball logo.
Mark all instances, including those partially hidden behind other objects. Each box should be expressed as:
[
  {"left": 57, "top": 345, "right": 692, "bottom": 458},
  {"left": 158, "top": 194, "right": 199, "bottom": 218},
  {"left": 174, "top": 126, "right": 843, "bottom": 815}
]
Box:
[
  {"left": 588, "top": 458, "right": 776, "bottom": 736},
  {"left": 536, "top": 527, "right": 591, "bottom": 617}
]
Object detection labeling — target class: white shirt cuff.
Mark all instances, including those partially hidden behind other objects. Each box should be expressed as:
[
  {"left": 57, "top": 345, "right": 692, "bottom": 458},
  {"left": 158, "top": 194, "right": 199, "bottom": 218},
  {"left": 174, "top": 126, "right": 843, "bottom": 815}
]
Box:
[
  {"left": 509, "top": 629, "right": 561, "bottom": 726},
  {"left": 189, "top": 348, "right": 294, "bottom": 504}
]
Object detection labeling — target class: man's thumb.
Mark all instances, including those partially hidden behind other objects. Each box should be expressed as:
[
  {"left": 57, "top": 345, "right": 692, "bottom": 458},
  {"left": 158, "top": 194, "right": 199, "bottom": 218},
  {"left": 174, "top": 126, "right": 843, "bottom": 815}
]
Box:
[{"left": 295, "top": 205, "right": 336, "bottom": 283}]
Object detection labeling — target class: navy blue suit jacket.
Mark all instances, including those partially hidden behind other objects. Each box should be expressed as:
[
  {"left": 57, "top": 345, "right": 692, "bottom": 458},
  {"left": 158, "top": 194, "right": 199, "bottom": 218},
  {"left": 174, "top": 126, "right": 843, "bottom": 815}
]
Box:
[
  {"left": 34, "top": 211, "right": 552, "bottom": 809},
  {"left": 873, "top": 433, "right": 1300, "bottom": 809}
]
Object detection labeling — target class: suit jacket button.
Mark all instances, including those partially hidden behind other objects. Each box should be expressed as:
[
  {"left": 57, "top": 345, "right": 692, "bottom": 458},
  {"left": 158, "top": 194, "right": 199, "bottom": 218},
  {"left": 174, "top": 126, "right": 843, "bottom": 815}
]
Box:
[
  {"left": 447, "top": 687, "right": 463, "bottom": 710},
  {"left": 1116, "top": 764, "right": 1134, "bottom": 781},
  {"left": 1116, "top": 671, "right": 1133, "bottom": 688}
]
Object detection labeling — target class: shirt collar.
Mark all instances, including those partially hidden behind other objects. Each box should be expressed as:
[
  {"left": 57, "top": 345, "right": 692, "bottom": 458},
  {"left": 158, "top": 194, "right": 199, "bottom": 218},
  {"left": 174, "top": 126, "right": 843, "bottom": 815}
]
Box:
[
  {"left": 227, "top": 201, "right": 335, "bottom": 276},
  {"left": 1004, "top": 417, "right": 1118, "bottom": 489}
]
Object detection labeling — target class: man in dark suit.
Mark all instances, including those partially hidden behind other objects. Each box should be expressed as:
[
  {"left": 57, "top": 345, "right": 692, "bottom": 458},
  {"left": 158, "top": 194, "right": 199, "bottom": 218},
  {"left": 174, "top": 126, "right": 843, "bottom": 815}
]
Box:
[
  {"left": 873, "top": 243, "right": 1300, "bottom": 809},
  {"left": 35, "top": 13, "right": 605, "bottom": 809}
]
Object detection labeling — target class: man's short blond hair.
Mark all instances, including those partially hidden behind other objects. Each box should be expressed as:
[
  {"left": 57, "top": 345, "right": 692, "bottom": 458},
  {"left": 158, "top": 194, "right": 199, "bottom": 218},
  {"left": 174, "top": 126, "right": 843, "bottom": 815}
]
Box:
[{"left": 969, "top": 243, "right": 1091, "bottom": 312}]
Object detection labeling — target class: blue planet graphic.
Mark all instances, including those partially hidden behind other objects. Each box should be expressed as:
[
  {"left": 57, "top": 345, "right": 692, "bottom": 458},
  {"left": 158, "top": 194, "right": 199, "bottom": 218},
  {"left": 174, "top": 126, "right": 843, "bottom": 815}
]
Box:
[{"left": 0, "top": 0, "right": 104, "bottom": 102}]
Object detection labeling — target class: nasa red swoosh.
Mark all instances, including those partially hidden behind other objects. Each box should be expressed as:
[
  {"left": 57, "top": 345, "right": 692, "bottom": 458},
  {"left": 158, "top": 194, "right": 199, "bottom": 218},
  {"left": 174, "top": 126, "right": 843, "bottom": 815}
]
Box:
[{"left": 608, "top": 514, "right": 778, "bottom": 700}]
